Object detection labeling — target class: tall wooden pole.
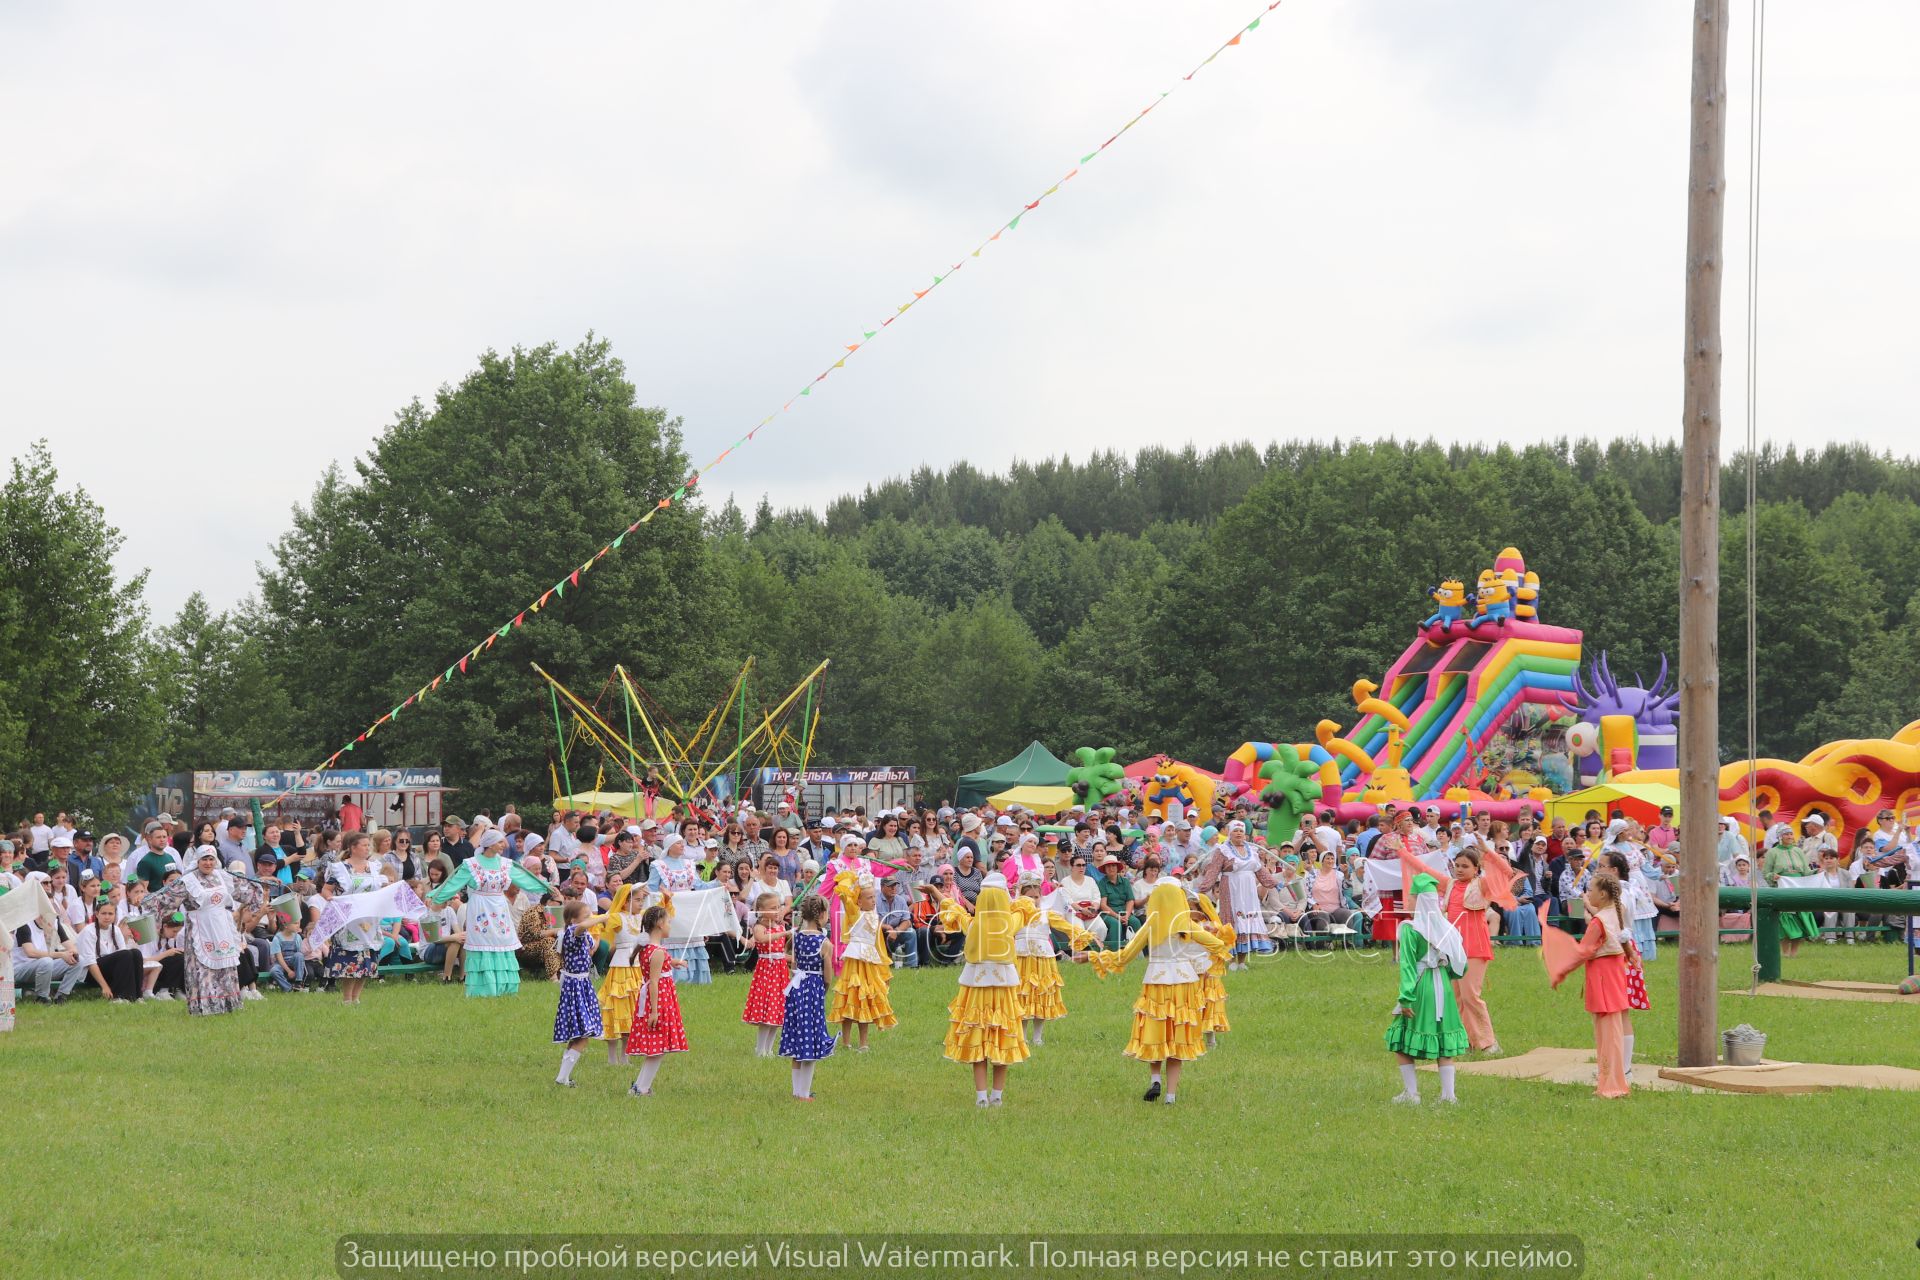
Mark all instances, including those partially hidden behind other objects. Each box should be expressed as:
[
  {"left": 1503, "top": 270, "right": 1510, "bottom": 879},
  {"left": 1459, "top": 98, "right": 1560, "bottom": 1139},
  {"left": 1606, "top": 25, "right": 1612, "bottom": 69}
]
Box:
[{"left": 1676, "top": 0, "right": 1730, "bottom": 1069}]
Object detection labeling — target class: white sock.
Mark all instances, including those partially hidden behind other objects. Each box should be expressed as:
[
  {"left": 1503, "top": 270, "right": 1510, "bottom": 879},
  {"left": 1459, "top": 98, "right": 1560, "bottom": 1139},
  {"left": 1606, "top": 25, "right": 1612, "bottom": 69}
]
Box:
[
  {"left": 1438, "top": 1064, "right": 1457, "bottom": 1102},
  {"left": 606, "top": 1040, "right": 623, "bottom": 1065},
  {"left": 754, "top": 1026, "right": 770, "bottom": 1056},
  {"left": 799, "top": 1060, "right": 817, "bottom": 1097},
  {"left": 1031, "top": 1022, "right": 1044, "bottom": 1046},
  {"left": 1205, "top": 1030, "right": 1217, "bottom": 1049},
  {"left": 1151, "top": 1067, "right": 1163, "bottom": 1085},
  {"left": 633, "top": 1055, "right": 664, "bottom": 1094},
  {"left": 1623, "top": 1034, "right": 1635, "bottom": 1071},
  {"left": 557, "top": 1048, "right": 581, "bottom": 1084},
  {"left": 1162, "top": 1092, "right": 1176, "bottom": 1104},
  {"left": 794, "top": 1064, "right": 812, "bottom": 1099},
  {"left": 1398, "top": 1063, "right": 1420, "bottom": 1098},
  {"left": 989, "top": 1088, "right": 1003, "bottom": 1104},
  {"left": 976, "top": 1089, "right": 988, "bottom": 1103}
]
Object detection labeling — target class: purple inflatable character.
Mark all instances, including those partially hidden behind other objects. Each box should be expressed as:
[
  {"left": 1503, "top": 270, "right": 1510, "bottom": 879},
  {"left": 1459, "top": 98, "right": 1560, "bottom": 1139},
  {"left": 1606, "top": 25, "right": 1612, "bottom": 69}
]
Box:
[{"left": 1571, "top": 652, "right": 1679, "bottom": 784}]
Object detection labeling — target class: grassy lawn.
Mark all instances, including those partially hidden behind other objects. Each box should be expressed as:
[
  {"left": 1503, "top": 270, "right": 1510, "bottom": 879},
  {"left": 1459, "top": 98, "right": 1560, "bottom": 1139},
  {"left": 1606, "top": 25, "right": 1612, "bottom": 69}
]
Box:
[{"left": 3, "top": 941, "right": 1916, "bottom": 1279}]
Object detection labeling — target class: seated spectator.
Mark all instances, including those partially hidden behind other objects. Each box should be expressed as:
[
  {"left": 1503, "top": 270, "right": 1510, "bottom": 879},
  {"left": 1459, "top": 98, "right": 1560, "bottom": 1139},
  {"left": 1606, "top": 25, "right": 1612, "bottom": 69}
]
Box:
[
  {"left": 151, "top": 911, "right": 188, "bottom": 998},
  {"left": 516, "top": 891, "right": 562, "bottom": 980},
  {"left": 13, "top": 878, "right": 82, "bottom": 1004},
  {"left": 71, "top": 896, "right": 142, "bottom": 1003},
  {"left": 1302, "top": 849, "right": 1359, "bottom": 940},
  {"left": 1057, "top": 855, "right": 1104, "bottom": 943},
  {"left": 1095, "top": 851, "right": 1134, "bottom": 947},
  {"left": 879, "top": 876, "right": 918, "bottom": 967},
  {"left": 271, "top": 914, "right": 308, "bottom": 992},
  {"left": 953, "top": 848, "right": 985, "bottom": 905}
]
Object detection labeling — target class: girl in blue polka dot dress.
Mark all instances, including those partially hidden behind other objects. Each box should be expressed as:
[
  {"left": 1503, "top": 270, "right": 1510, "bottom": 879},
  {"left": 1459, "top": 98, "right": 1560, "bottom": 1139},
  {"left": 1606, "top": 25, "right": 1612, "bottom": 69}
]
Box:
[
  {"left": 553, "top": 900, "right": 610, "bottom": 1087},
  {"left": 779, "top": 895, "right": 838, "bottom": 1100}
]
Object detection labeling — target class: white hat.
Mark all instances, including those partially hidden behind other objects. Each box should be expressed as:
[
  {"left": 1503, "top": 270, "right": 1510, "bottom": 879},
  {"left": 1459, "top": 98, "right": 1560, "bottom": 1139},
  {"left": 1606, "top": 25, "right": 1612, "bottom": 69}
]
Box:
[
  {"left": 981, "top": 871, "right": 1008, "bottom": 891},
  {"left": 995, "top": 815, "right": 1016, "bottom": 829},
  {"left": 640, "top": 818, "right": 658, "bottom": 830},
  {"left": 777, "top": 799, "right": 792, "bottom": 810},
  {"left": 524, "top": 832, "right": 545, "bottom": 849},
  {"left": 840, "top": 834, "right": 867, "bottom": 851},
  {"left": 704, "top": 838, "right": 719, "bottom": 849},
  {"left": 960, "top": 813, "right": 981, "bottom": 833},
  {"left": 226, "top": 860, "right": 247, "bottom": 875},
  {"left": 50, "top": 831, "right": 74, "bottom": 849},
  {"left": 1226, "top": 820, "right": 1246, "bottom": 833},
  {"left": 800, "top": 858, "right": 820, "bottom": 875},
  {"left": 79, "top": 867, "right": 97, "bottom": 880},
  {"left": 1803, "top": 813, "right": 1826, "bottom": 826},
  {"left": 820, "top": 816, "right": 837, "bottom": 829},
  {"left": 1015, "top": 870, "right": 1042, "bottom": 890}
]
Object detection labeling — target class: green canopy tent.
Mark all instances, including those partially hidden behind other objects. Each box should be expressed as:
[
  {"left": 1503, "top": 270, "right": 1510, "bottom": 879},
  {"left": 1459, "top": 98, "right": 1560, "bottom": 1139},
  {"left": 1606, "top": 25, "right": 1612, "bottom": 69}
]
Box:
[{"left": 954, "top": 741, "right": 1073, "bottom": 807}]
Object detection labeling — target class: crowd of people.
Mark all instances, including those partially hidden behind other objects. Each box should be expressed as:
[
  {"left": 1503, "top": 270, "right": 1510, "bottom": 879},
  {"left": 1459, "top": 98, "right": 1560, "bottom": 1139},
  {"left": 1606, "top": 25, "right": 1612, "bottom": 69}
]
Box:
[{"left": 4, "top": 793, "right": 1914, "bottom": 1036}]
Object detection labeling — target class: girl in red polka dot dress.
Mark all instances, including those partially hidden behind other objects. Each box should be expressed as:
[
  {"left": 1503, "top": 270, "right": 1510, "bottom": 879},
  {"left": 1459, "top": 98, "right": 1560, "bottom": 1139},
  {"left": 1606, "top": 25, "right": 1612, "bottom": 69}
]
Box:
[
  {"left": 626, "top": 906, "right": 689, "bottom": 1096},
  {"left": 741, "top": 891, "right": 790, "bottom": 1056}
]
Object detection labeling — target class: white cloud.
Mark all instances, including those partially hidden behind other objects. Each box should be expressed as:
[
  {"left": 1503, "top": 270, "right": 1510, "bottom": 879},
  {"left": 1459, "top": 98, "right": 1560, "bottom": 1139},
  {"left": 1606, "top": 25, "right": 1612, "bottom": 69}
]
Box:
[{"left": 2, "top": 1, "right": 1915, "bottom": 619}]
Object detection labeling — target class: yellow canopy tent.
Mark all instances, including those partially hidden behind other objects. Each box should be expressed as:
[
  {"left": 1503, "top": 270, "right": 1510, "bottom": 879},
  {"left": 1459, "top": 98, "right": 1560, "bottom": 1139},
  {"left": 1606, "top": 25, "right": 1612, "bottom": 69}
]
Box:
[
  {"left": 987, "top": 784, "right": 1078, "bottom": 814},
  {"left": 555, "top": 790, "right": 676, "bottom": 822},
  {"left": 1545, "top": 782, "right": 1682, "bottom": 828}
]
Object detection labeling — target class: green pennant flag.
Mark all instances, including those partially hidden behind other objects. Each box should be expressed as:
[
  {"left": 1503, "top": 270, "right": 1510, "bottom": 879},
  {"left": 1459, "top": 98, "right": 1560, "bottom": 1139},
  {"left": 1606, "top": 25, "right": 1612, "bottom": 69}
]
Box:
[
  {"left": 1008, "top": 214, "right": 1023, "bottom": 231},
  {"left": 611, "top": 532, "right": 625, "bottom": 549},
  {"left": 863, "top": 329, "right": 876, "bottom": 339},
  {"left": 390, "top": 704, "right": 402, "bottom": 720},
  {"left": 1247, "top": 17, "right": 1260, "bottom": 29},
  {"left": 497, "top": 622, "right": 511, "bottom": 638},
  {"left": 932, "top": 274, "right": 944, "bottom": 285},
  {"left": 800, "top": 386, "right": 811, "bottom": 396},
  {"left": 444, "top": 666, "right": 455, "bottom": 682},
  {"left": 1080, "top": 152, "right": 1096, "bottom": 163},
  {"left": 671, "top": 485, "right": 687, "bottom": 500},
  {"left": 555, "top": 579, "right": 566, "bottom": 597}
]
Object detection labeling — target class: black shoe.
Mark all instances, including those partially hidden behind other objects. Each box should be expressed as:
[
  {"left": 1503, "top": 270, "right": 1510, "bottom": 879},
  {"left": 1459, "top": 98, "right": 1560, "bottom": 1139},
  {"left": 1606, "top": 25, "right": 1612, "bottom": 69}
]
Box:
[
  {"left": 50, "top": 994, "right": 68, "bottom": 1005},
  {"left": 1143, "top": 1080, "right": 1161, "bottom": 1102}
]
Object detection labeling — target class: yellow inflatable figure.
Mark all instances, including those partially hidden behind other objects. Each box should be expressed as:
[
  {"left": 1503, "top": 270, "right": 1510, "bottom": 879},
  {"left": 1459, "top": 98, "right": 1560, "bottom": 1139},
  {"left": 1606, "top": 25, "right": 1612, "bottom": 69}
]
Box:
[{"left": 1515, "top": 570, "right": 1541, "bottom": 621}]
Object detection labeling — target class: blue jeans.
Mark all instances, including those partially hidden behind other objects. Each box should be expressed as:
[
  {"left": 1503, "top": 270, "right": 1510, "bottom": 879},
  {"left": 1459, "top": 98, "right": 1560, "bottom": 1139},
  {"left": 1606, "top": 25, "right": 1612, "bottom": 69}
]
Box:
[
  {"left": 272, "top": 952, "right": 307, "bottom": 991},
  {"left": 885, "top": 929, "right": 919, "bottom": 967}
]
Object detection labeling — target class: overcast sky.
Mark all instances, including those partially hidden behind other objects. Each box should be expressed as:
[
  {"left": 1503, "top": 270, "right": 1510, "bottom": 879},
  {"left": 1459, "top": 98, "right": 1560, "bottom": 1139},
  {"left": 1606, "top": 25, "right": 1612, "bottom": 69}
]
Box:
[{"left": 4, "top": 1, "right": 1916, "bottom": 620}]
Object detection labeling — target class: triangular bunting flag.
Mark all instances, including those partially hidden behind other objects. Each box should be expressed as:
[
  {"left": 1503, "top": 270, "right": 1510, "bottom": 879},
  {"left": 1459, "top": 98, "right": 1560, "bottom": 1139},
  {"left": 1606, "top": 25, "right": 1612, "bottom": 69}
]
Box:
[
  {"left": 483, "top": 634, "right": 496, "bottom": 651},
  {"left": 513, "top": 612, "right": 526, "bottom": 627},
  {"left": 1008, "top": 214, "right": 1023, "bottom": 230},
  {"left": 569, "top": 570, "right": 580, "bottom": 587},
  {"left": 611, "top": 533, "right": 625, "bottom": 549},
  {"left": 863, "top": 329, "right": 876, "bottom": 339},
  {"left": 1226, "top": 33, "right": 1242, "bottom": 46},
  {"left": 1081, "top": 152, "right": 1096, "bottom": 163}
]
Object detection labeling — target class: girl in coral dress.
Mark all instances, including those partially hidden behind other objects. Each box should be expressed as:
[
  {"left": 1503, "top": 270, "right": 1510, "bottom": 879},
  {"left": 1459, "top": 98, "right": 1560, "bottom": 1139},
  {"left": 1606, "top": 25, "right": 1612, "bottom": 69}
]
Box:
[
  {"left": 828, "top": 871, "right": 896, "bottom": 1049},
  {"left": 625, "top": 906, "right": 689, "bottom": 1097},
  {"left": 1089, "top": 880, "right": 1227, "bottom": 1105},
  {"left": 1548, "top": 872, "right": 1635, "bottom": 1099},
  {"left": 741, "top": 891, "right": 790, "bottom": 1056}
]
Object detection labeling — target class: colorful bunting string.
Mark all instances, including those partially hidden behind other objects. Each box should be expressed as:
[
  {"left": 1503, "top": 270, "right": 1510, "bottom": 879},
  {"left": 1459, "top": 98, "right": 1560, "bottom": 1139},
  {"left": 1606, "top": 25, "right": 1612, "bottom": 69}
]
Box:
[{"left": 281, "top": 2, "right": 1285, "bottom": 794}]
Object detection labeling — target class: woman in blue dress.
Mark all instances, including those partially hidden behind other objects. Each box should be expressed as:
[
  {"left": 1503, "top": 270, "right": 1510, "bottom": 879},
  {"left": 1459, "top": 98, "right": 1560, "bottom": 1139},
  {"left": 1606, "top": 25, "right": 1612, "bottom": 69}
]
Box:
[{"left": 779, "top": 895, "right": 837, "bottom": 1100}]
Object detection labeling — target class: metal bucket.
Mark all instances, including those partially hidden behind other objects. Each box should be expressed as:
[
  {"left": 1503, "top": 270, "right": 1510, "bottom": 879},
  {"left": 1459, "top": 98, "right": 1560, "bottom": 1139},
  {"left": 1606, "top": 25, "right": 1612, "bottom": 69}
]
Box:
[{"left": 1723, "top": 1026, "right": 1767, "bottom": 1066}]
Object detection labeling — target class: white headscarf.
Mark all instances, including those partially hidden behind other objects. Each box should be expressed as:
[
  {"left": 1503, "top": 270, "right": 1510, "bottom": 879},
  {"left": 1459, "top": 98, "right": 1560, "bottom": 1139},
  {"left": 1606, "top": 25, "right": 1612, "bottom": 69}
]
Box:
[
  {"left": 1405, "top": 874, "right": 1467, "bottom": 978},
  {"left": 475, "top": 829, "right": 507, "bottom": 855}
]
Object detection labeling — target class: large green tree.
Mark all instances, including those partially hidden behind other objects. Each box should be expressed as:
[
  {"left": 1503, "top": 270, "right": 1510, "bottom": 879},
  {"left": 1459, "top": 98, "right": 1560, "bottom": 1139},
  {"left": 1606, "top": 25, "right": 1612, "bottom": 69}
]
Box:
[
  {"left": 0, "top": 442, "right": 163, "bottom": 821},
  {"left": 255, "top": 338, "right": 710, "bottom": 810}
]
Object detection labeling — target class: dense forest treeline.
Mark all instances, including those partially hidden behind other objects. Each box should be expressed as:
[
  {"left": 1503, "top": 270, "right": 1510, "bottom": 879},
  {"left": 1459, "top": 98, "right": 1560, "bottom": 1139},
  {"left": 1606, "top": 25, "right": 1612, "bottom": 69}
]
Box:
[{"left": 6, "top": 338, "right": 1920, "bottom": 820}]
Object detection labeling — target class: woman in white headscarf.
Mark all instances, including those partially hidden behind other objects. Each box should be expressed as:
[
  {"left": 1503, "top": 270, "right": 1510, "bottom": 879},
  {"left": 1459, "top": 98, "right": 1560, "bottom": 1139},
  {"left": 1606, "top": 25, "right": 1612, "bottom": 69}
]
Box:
[
  {"left": 145, "top": 846, "right": 265, "bottom": 1015},
  {"left": 1383, "top": 872, "right": 1468, "bottom": 1104},
  {"left": 1199, "top": 821, "right": 1270, "bottom": 969},
  {"left": 428, "top": 827, "right": 553, "bottom": 997}
]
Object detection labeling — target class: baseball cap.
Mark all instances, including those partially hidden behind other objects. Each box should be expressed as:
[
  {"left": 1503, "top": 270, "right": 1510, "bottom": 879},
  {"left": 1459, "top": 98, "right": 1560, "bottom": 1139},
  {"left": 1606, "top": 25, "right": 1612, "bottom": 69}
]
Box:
[
  {"left": 73, "top": 829, "right": 94, "bottom": 842},
  {"left": 820, "top": 816, "right": 837, "bottom": 830},
  {"left": 50, "top": 832, "right": 74, "bottom": 849}
]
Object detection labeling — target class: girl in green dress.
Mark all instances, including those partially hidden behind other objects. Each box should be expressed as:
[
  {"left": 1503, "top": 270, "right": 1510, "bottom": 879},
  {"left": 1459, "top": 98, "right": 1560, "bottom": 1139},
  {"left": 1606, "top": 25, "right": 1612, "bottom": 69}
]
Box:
[
  {"left": 1761, "top": 828, "right": 1820, "bottom": 957},
  {"left": 1384, "top": 872, "right": 1468, "bottom": 1104}
]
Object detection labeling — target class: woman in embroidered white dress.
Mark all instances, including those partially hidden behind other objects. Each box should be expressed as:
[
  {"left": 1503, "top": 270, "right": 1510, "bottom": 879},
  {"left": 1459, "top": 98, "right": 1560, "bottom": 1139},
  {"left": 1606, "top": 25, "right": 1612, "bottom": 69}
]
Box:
[
  {"left": 146, "top": 846, "right": 265, "bottom": 1015},
  {"left": 428, "top": 829, "right": 553, "bottom": 997}
]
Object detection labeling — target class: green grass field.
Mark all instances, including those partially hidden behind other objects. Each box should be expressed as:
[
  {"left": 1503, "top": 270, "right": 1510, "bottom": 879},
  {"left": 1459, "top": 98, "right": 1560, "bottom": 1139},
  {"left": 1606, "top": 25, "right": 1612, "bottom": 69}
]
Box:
[{"left": 4, "top": 942, "right": 1917, "bottom": 1279}]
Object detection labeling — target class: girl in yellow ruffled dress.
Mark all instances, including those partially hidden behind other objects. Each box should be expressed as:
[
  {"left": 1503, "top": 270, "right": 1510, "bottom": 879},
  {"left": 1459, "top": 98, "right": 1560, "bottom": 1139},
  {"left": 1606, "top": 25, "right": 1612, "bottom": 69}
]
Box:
[
  {"left": 1190, "top": 890, "right": 1235, "bottom": 1050},
  {"left": 937, "top": 872, "right": 1028, "bottom": 1106},
  {"left": 1090, "top": 880, "right": 1228, "bottom": 1105},
  {"left": 1012, "top": 871, "right": 1097, "bottom": 1047},
  {"left": 828, "top": 871, "right": 896, "bottom": 1049},
  {"left": 595, "top": 883, "right": 649, "bottom": 1067}
]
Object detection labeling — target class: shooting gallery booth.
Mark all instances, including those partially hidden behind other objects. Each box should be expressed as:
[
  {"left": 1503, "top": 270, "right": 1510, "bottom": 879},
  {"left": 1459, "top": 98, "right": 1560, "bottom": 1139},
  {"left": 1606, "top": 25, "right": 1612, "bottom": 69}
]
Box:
[
  {"left": 753, "top": 766, "right": 916, "bottom": 819},
  {"left": 191, "top": 767, "right": 451, "bottom": 834}
]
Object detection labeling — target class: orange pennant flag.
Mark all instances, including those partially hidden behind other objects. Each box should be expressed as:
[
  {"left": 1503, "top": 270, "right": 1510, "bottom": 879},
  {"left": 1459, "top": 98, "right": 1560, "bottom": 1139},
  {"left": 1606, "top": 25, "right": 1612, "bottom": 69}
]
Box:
[{"left": 1226, "top": 32, "right": 1242, "bottom": 46}]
